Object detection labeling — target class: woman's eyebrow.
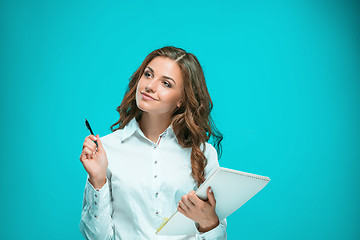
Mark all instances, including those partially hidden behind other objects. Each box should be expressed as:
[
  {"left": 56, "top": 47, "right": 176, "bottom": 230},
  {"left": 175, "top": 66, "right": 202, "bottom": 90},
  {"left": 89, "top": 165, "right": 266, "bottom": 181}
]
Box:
[{"left": 146, "top": 66, "right": 176, "bottom": 85}]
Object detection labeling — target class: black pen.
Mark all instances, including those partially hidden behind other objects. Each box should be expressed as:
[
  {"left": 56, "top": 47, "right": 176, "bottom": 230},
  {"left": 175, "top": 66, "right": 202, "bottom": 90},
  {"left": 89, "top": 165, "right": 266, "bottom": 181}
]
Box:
[{"left": 85, "top": 118, "right": 98, "bottom": 148}]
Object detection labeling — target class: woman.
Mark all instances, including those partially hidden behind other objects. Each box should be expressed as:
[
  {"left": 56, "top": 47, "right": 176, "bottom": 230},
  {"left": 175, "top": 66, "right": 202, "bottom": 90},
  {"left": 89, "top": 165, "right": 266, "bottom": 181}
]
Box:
[{"left": 79, "top": 46, "right": 227, "bottom": 239}]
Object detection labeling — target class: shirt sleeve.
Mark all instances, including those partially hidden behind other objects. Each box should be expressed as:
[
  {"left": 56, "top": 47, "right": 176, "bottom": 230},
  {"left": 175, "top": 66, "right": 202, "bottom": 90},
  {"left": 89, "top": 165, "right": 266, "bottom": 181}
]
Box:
[
  {"left": 195, "top": 142, "right": 227, "bottom": 240},
  {"left": 79, "top": 170, "right": 115, "bottom": 240},
  {"left": 195, "top": 218, "right": 227, "bottom": 240}
]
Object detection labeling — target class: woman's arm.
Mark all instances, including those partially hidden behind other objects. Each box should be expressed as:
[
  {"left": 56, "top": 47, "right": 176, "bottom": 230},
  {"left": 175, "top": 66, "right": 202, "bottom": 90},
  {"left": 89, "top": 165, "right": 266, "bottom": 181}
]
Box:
[
  {"left": 79, "top": 175, "right": 115, "bottom": 240},
  {"left": 178, "top": 187, "right": 227, "bottom": 240},
  {"left": 178, "top": 142, "right": 227, "bottom": 239},
  {"left": 197, "top": 143, "right": 227, "bottom": 239},
  {"left": 79, "top": 135, "right": 115, "bottom": 239}
]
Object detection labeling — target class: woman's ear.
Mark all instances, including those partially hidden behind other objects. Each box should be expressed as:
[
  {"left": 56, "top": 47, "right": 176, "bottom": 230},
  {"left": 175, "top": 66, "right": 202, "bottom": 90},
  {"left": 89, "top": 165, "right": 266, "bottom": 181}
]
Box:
[{"left": 177, "top": 100, "right": 183, "bottom": 108}]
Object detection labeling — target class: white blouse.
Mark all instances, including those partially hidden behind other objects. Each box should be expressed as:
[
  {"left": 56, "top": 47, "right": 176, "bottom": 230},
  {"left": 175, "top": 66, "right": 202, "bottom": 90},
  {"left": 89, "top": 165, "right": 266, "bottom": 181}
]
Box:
[{"left": 79, "top": 117, "right": 227, "bottom": 239}]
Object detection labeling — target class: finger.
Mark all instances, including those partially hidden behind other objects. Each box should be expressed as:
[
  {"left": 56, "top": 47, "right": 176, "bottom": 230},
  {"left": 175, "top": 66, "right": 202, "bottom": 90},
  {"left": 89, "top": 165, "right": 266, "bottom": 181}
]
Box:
[
  {"left": 85, "top": 139, "right": 97, "bottom": 151},
  {"left": 84, "top": 135, "right": 98, "bottom": 149},
  {"left": 90, "top": 134, "right": 99, "bottom": 152},
  {"left": 87, "top": 134, "right": 98, "bottom": 141},
  {"left": 187, "top": 191, "right": 203, "bottom": 206},
  {"left": 82, "top": 147, "right": 94, "bottom": 157},
  {"left": 207, "top": 187, "right": 216, "bottom": 207},
  {"left": 96, "top": 135, "right": 104, "bottom": 152},
  {"left": 179, "top": 199, "right": 190, "bottom": 212},
  {"left": 80, "top": 150, "right": 92, "bottom": 163},
  {"left": 83, "top": 140, "right": 97, "bottom": 153},
  {"left": 177, "top": 204, "right": 188, "bottom": 217},
  {"left": 84, "top": 135, "right": 97, "bottom": 146},
  {"left": 181, "top": 195, "right": 195, "bottom": 210}
]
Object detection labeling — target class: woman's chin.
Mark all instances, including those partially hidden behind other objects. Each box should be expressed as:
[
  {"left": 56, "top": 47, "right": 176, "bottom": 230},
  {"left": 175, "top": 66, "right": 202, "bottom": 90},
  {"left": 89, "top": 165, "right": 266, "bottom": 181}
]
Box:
[
  {"left": 136, "top": 101, "right": 172, "bottom": 116},
  {"left": 136, "top": 102, "right": 152, "bottom": 113}
]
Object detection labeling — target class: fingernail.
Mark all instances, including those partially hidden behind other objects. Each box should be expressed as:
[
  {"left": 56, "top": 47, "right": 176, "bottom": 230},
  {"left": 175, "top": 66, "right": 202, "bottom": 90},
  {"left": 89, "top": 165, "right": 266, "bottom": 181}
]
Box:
[
  {"left": 93, "top": 137, "right": 97, "bottom": 140},
  {"left": 209, "top": 187, "right": 212, "bottom": 193}
]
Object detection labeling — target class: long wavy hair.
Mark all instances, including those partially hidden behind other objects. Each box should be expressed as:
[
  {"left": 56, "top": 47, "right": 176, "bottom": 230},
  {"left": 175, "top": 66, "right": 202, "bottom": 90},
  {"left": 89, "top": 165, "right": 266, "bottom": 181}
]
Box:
[{"left": 110, "top": 46, "right": 223, "bottom": 187}]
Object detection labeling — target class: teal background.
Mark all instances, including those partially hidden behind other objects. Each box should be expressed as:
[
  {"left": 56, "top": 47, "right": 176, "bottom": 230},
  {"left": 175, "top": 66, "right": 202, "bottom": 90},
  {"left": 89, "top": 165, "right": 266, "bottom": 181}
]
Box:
[{"left": 1, "top": 0, "right": 359, "bottom": 239}]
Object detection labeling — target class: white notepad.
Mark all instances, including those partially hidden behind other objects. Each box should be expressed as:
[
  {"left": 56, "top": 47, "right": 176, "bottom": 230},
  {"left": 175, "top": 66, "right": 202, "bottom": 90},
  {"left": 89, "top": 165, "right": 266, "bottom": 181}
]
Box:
[{"left": 156, "top": 167, "right": 271, "bottom": 235}]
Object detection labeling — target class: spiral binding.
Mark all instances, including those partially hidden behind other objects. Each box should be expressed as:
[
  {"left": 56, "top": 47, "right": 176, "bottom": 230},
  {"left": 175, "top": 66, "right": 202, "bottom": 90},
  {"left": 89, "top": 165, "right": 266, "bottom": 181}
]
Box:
[{"left": 219, "top": 167, "right": 271, "bottom": 181}]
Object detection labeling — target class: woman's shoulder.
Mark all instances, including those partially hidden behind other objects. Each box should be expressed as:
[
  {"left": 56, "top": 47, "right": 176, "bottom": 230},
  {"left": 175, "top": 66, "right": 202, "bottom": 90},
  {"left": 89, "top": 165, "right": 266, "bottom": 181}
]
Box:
[
  {"left": 99, "top": 129, "right": 123, "bottom": 144},
  {"left": 201, "top": 142, "right": 218, "bottom": 159},
  {"left": 201, "top": 142, "right": 221, "bottom": 178}
]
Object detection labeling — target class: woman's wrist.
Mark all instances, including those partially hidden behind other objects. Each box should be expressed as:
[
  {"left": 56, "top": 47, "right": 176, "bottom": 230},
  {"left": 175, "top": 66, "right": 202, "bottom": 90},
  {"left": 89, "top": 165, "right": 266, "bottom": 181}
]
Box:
[
  {"left": 197, "top": 218, "right": 220, "bottom": 233},
  {"left": 89, "top": 176, "right": 107, "bottom": 189}
]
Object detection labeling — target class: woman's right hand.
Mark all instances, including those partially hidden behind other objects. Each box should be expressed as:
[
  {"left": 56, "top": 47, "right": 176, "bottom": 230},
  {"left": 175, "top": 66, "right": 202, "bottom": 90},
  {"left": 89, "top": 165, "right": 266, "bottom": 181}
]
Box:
[{"left": 79, "top": 134, "right": 108, "bottom": 189}]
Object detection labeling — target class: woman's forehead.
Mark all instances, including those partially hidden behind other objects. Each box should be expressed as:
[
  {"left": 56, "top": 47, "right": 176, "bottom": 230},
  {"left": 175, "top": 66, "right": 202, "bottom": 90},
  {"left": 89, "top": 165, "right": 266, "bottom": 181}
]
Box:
[{"left": 147, "top": 57, "right": 183, "bottom": 84}]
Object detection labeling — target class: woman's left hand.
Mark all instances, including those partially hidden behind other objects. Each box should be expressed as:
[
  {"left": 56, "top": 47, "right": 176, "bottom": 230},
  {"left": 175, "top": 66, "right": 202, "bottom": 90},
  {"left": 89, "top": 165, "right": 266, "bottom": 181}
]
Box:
[{"left": 178, "top": 187, "right": 220, "bottom": 232}]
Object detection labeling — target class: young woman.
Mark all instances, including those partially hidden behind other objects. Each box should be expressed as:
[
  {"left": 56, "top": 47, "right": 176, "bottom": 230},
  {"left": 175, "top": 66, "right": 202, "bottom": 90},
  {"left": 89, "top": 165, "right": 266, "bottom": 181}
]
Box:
[{"left": 79, "top": 46, "right": 227, "bottom": 239}]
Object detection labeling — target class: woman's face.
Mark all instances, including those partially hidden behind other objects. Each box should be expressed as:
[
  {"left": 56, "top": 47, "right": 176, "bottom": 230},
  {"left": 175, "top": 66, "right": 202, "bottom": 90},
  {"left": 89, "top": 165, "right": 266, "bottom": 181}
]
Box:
[{"left": 136, "top": 56, "right": 184, "bottom": 116}]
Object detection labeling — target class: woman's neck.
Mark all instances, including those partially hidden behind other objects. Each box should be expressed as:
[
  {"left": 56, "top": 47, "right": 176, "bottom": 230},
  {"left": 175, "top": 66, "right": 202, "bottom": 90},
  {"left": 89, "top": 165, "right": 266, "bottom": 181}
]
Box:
[{"left": 137, "top": 112, "right": 172, "bottom": 143}]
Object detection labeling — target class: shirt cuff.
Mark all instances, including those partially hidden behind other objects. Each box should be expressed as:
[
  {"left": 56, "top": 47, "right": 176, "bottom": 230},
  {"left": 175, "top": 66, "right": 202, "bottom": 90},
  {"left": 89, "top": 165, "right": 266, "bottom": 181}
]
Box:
[
  {"left": 195, "top": 221, "right": 225, "bottom": 240},
  {"left": 85, "top": 177, "right": 111, "bottom": 219}
]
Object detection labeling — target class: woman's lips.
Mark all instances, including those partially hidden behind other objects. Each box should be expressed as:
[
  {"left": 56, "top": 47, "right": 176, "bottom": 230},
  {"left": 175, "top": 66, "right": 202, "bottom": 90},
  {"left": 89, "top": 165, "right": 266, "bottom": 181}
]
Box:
[{"left": 141, "top": 92, "right": 157, "bottom": 101}]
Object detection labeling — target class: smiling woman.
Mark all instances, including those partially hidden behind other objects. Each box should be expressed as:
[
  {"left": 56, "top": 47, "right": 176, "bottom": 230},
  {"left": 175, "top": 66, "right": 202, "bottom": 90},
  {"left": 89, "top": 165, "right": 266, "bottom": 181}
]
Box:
[
  {"left": 79, "top": 46, "right": 227, "bottom": 239},
  {"left": 135, "top": 57, "right": 184, "bottom": 118}
]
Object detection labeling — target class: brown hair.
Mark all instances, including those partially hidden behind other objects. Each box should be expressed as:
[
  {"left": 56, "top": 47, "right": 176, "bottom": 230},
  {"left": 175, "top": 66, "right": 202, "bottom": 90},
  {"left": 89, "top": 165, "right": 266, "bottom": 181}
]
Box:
[{"left": 110, "top": 46, "right": 223, "bottom": 187}]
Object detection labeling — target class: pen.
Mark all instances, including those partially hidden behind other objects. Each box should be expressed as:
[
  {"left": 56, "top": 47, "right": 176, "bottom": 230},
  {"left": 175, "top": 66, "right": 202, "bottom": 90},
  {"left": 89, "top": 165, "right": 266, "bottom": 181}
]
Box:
[{"left": 85, "top": 118, "right": 99, "bottom": 148}]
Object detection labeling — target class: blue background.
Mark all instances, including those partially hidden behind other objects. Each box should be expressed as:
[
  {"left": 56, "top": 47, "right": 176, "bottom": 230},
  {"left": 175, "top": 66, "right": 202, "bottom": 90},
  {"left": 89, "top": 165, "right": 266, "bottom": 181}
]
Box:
[{"left": 1, "top": 0, "right": 359, "bottom": 239}]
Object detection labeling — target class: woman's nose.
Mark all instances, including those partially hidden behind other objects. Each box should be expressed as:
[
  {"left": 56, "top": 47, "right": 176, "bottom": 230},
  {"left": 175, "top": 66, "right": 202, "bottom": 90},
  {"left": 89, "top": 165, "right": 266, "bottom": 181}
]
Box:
[{"left": 146, "top": 78, "right": 158, "bottom": 92}]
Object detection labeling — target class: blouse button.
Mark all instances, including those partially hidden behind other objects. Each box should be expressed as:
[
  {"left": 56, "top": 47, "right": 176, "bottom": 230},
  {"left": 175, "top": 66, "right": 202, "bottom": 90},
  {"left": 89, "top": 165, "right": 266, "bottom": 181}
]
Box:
[
  {"left": 94, "top": 202, "right": 97, "bottom": 205},
  {"left": 154, "top": 175, "right": 157, "bottom": 179},
  {"left": 94, "top": 215, "right": 97, "bottom": 218},
  {"left": 95, "top": 194, "right": 98, "bottom": 197},
  {"left": 155, "top": 211, "right": 159, "bottom": 215},
  {"left": 154, "top": 161, "right": 158, "bottom": 164},
  {"left": 155, "top": 192, "right": 159, "bottom": 197}
]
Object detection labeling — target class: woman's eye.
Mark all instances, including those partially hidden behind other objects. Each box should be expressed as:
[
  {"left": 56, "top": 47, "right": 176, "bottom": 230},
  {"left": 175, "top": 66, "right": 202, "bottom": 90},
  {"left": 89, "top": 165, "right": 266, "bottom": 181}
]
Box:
[
  {"left": 163, "top": 81, "right": 171, "bottom": 88},
  {"left": 144, "top": 71, "right": 152, "bottom": 78}
]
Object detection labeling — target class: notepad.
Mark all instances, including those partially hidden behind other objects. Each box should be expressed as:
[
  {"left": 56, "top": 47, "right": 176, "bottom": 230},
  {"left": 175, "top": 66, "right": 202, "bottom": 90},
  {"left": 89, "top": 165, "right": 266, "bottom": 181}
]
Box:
[{"left": 156, "top": 167, "right": 271, "bottom": 235}]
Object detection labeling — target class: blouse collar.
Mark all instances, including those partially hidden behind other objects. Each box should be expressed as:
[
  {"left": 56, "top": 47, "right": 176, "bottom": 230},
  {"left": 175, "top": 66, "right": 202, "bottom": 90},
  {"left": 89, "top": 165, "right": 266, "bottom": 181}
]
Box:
[{"left": 119, "top": 117, "right": 175, "bottom": 143}]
